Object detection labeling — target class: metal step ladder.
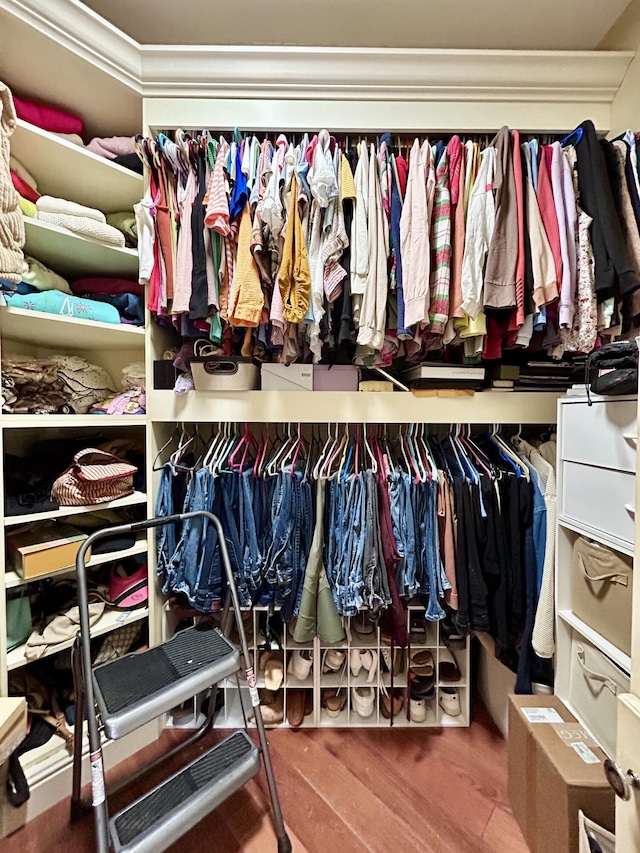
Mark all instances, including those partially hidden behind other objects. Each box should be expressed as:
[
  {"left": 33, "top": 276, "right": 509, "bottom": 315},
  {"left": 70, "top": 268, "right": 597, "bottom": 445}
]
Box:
[{"left": 70, "top": 511, "right": 292, "bottom": 853}]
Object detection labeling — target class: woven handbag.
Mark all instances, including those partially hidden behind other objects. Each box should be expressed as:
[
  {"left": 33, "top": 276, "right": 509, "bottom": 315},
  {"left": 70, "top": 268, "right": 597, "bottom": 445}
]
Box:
[{"left": 51, "top": 448, "right": 138, "bottom": 506}]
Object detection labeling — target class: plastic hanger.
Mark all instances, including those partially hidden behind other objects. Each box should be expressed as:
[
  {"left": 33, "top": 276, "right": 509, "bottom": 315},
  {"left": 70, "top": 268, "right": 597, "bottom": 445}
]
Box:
[
  {"left": 153, "top": 427, "right": 180, "bottom": 471},
  {"left": 560, "top": 126, "right": 583, "bottom": 148}
]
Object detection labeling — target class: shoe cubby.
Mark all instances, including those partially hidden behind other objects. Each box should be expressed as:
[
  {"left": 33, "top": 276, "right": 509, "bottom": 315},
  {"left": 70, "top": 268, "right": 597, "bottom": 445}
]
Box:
[{"left": 196, "top": 604, "right": 469, "bottom": 729}]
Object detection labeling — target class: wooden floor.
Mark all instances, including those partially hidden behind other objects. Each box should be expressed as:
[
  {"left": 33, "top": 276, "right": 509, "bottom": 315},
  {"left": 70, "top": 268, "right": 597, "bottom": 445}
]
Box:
[{"left": 4, "top": 699, "right": 529, "bottom": 853}]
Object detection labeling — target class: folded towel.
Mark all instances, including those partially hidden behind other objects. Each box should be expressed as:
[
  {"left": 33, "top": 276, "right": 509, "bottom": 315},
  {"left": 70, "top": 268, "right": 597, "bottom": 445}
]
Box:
[
  {"left": 22, "top": 255, "right": 71, "bottom": 293},
  {"left": 36, "top": 195, "right": 106, "bottom": 223},
  {"left": 87, "top": 136, "right": 136, "bottom": 160},
  {"left": 10, "top": 156, "right": 37, "bottom": 191},
  {"left": 35, "top": 212, "right": 125, "bottom": 247}
]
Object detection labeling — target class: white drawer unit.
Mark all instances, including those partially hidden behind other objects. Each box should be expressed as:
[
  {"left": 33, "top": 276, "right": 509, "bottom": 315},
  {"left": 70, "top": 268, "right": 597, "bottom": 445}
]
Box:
[
  {"left": 560, "top": 398, "right": 637, "bottom": 474},
  {"left": 561, "top": 461, "right": 636, "bottom": 548}
]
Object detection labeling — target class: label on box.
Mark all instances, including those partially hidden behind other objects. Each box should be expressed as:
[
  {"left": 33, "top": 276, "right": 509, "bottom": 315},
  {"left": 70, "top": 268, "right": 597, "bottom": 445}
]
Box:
[
  {"left": 570, "top": 742, "right": 600, "bottom": 765},
  {"left": 521, "top": 707, "right": 564, "bottom": 723},
  {"left": 552, "top": 722, "right": 597, "bottom": 748}
]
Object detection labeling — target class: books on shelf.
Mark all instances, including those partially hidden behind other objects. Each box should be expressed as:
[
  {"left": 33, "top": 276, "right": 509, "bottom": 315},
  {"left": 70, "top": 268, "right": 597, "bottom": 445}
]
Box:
[{"left": 403, "top": 363, "right": 485, "bottom": 390}]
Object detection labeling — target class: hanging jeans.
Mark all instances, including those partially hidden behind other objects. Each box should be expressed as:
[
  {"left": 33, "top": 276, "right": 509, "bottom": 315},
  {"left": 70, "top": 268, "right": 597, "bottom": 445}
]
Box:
[
  {"left": 155, "top": 464, "right": 188, "bottom": 586},
  {"left": 388, "top": 470, "right": 418, "bottom": 598},
  {"left": 362, "top": 471, "right": 391, "bottom": 615},
  {"left": 217, "top": 473, "right": 252, "bottom": 607}
]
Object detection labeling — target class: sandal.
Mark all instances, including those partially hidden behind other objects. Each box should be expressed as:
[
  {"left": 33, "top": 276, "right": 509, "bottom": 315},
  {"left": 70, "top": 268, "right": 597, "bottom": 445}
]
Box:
[
  {"left": 380, "top": 686, "right": 404, "bottom": 720},
  {"left": 321, "top": 687, "right": 347, "bottom": 718},
  {"left": 438, "top": 647, "right": 461, "bottom": 682},
  {"left": 409, "top": 649, "right": 434, "bottom": 677}
]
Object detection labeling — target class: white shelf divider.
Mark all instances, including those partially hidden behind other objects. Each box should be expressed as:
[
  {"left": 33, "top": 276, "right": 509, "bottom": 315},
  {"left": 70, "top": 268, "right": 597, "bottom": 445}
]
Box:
[
  {"left": 557, "top": 610, "right": 632, "bottom": 675},
  {"left": 1, "top": 414, "right": 146, "bottom": 429},
  {"left": 12, "top": 119, "right": 143, "bottom": 213},
  {"left": 23, "top": 218, "right": 139, "bottom": 279},
  {"left": 0, "top": 305, "right": 144, "bottom": 352},
  {"left": 4, "top": 490, "right": 147, "bottom": 527}
]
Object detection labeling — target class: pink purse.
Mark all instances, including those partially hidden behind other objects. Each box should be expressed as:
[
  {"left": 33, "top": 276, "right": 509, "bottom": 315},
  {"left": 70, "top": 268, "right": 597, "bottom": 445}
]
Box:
[{"left": 51, "top": 448, "right": 138, "bottom": 506}]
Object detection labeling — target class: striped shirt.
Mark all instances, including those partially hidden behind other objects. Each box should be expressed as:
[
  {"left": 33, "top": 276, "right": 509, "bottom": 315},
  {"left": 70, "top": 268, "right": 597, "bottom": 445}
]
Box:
[{"left": 428, "top": 150, "right": 452, "bottom": 334}]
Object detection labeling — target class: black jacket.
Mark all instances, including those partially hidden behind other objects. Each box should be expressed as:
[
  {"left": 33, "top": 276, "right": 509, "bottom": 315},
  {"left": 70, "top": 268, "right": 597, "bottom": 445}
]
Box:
[{"left": 575, "top": 119, "right": 640, "bottom": 301}]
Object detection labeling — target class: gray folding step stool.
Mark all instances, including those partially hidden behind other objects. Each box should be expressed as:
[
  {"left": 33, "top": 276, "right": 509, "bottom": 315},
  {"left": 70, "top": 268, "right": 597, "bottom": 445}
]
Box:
[{"left": 69, "top": 511, "right": 292, "bottom": 853}]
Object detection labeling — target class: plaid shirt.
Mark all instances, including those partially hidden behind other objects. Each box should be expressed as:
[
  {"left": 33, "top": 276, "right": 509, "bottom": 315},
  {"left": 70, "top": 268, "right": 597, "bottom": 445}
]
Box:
[{"left": 428, "top": 150, "right": 452, "bottom": 334}]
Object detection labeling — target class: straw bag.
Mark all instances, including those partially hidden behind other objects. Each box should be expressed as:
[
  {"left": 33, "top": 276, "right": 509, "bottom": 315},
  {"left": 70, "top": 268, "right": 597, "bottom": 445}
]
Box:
[{"left": 51, "top": 448, "right": 137, "bottom": 506}]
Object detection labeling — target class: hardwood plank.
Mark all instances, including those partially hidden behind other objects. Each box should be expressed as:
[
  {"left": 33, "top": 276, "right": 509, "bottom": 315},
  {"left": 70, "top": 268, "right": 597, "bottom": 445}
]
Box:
[{"left": 482, "top": 805, "right": 530, "bottom": 853}]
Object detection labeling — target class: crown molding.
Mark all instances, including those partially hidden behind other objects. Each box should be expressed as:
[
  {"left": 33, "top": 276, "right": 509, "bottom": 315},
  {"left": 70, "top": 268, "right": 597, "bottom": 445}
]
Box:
[
  {"left": 0, "top": 0, "right": 142, "bottom": 90},
  {"left": 140, "top": 46, "right": 634, "bottom": 103},
  {"left": 0, "top": 0, "right": 635, "bottom": 114}
]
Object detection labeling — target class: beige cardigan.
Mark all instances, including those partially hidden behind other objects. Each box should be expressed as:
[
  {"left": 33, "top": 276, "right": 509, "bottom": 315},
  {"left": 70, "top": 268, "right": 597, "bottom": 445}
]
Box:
[{"left": 0, "top": 83, "right": 24, "bottom": 282}]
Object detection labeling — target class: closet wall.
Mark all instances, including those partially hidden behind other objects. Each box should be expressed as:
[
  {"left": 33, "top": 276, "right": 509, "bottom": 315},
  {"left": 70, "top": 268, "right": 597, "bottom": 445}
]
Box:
[{"left": 1, "top": 0, "right": 640, "bottom": 824}]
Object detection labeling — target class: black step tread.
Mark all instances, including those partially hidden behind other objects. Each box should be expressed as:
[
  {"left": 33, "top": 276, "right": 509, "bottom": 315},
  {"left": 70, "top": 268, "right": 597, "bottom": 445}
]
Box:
[
  {"left": 94, "top": 624, "right": 235, "bottom": 714},
  {"left": 111, "top": 732, "right": 257, "bottom": 850}
]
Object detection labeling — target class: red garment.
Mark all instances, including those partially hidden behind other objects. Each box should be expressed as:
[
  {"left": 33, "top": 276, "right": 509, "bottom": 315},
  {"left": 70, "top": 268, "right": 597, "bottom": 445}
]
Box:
[
  {"left": 537, "top": 151, "right": 563, "bottom": 289},
  {"left": 13, "top": 97, "right": 84, "bottom": 137},
  {"left": 71, "top": 277, "right": 142, "bottom": 296},
  {"left": 395, "top": 156, "right": 408, "bottom": 197},
  {"left": 11, "top": 171, "right": 39, "bottom": 203},
  {"left": 446, "top": 136, "right": 463, "bottom": 205},
  {"left": 511, "top": 131, "right": 525, "bottom": 327}
]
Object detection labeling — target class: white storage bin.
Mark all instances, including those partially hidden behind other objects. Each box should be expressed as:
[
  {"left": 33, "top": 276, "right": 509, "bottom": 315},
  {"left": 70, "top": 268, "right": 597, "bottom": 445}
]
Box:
[
  {"left": 561, "top": 399, "right": 637, "bottom": 473},
  {"left": 191, "top": 357, "right": 259, "bottom": 391},
  {"left": 562, "top": 461, "right": 635, "bottom": 546},
  {"left": 261, "top": 363, "right": 313, "bottom": 391},
  {"left": 568, "top": 631, "right": 630, "bottom": 758}
]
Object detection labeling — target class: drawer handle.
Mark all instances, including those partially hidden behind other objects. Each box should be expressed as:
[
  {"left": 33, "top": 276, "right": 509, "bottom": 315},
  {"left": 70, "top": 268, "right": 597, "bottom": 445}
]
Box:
[
  {"left": 576, "top": 646, "right": 618, "bottom": 695},
  {"left": 625, "top": 503, "right": 636, "bottom": 517},
  {"left": 577, "top": 555, "right": 629, "bottom": 587},
  {"left": 623, "top": 433, "right": 638, "bottom": 445}
]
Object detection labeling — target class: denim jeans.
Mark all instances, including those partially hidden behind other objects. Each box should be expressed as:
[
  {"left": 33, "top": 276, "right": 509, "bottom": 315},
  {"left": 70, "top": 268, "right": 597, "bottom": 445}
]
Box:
[
  {"left": 218, "top": 473, "right": 252, "bottom": 607},
  {"left": 388, "top": 470, "right": 418, "bottom": 598},
  {"left": 362, "top": 471, "right": 391, "bottom": 615}
]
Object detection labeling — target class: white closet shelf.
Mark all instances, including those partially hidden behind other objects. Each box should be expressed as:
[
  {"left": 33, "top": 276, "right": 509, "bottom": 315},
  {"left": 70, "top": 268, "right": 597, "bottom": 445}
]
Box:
[
  {"left": 1, "top": 414, "right": 146, "bottom": 429},
  {"left": 5, "top": 536, "right": 148, "bottom": 588},
  {"left": 12, "top": 120, "right": 143, "bottom": 213},
  {"left": 3, "top": 491, "right": 147, "bottom": 527},
  {"left": 557, "top": 515, "right": 634, "bottom": 558},
  {"left": 557, "top": 610, "right": 631, "bottom": 675},
  {"left": 23, "top": 218, "right": 139, "bottom": 279},
  {"left": 0, "top": 305, "right": 144, "bottom": 352},
  {"left": 7, "top": 606, "right": 149, "bottom": 671},
  {"left": 146, "top": 389, "right": 562, "bottom": 424}
]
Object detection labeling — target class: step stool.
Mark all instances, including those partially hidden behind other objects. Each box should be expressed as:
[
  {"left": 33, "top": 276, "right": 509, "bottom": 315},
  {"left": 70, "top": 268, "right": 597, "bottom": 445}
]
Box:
[{"left": 70, "top": 511, "right": 292, "bottom": 853}]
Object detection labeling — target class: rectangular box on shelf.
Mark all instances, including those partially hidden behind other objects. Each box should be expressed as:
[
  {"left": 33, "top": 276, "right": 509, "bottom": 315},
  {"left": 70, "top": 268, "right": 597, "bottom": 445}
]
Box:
[
  {"left": 261, "top": 363, "right": 313, "bottom": 391},
  {"left": 568, "top": 631, "right": 630, "bottom": 758},
  {"left": 191, "top": 356, "right": 259, "bottom": 391},
  {"left": 153, "top": 359, "right": 178, "bottom": 391},
  {"left": 571, "top": 535, "right": 633, "bottom": 657},
  {"left": 6, "top": 521, "right": 90, "bottom": 579},
  {"left": 313, "top": 365, "right": 359, "bottom": 391},
  {"left": 508, "top": 694, "right": 615, "bottom": 853},
  {"left": 0, "top": 698, "right": 26, "bottom": 765}
]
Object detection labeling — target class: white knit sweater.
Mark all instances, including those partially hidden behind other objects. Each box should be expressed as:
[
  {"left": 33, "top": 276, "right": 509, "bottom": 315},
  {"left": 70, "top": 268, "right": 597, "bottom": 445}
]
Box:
[{"left": 0, "top": 83, "right": 25, "bottom": 281}]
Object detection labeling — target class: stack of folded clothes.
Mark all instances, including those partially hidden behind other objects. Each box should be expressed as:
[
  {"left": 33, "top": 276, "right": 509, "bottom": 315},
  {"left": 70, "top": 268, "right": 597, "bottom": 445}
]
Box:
[
  {"left": 70, "top": 276, "right": 144, "bottom": 326},
  {"left": 90, "top": 361, "right": 146, "bottom": 415},
  {"left": 33, "top": 196, "right": 126, "bottom": 247},
  {"left": 13, "top": 95, "right": 141, "bottom": 174}
]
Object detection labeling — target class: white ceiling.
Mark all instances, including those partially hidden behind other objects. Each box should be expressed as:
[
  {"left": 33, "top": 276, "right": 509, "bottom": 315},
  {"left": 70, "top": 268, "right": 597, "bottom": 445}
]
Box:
[{"left": 82, "top": 0, "right": 632, "bottom": 50}]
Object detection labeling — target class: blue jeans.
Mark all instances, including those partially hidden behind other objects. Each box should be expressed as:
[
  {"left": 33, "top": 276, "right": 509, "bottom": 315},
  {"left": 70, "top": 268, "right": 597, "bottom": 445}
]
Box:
[{"left": 389, "top": 470, "right": 418, "bottom": 598}]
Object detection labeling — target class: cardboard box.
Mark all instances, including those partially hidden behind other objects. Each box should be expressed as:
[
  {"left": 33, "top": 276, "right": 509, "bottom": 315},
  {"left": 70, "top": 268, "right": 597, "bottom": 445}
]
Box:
[
  {"left": 7, "top": 521, "right": 89, "bottom": 579},
  {"left": 508, "top": 694, "right": 615, "bottom": 853},
  {"left": 261, "top": 363, "right": 313, "bottom": 391},
  {"left": 0, "top": 698, "right": 26, "bottom": 766}
]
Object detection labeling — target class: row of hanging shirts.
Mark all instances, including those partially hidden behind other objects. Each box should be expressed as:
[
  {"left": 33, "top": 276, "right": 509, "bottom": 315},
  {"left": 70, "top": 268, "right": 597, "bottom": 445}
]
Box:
[{"left": 135, "top": 123, "right": 609, "bottom": 374}]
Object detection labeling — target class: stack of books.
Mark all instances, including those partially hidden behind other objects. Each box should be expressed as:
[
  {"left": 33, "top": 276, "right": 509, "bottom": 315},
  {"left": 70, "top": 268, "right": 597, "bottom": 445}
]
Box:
[
  {"left": 402, "top": 363, "right": 485, "bottom": 390},
  {"left": 486, "top": 361, "right": 578, "bottom": 392}
]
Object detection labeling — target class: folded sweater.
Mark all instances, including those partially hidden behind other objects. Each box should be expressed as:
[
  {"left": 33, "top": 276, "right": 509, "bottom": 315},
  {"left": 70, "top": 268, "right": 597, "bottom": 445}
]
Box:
[
  {"left": 35, "top": 211, "right": 125, "bottom": 247},
  {"left": 36, "top": 195, "right": 106, "bottom": 223},
  {"left": 4, "top": 289, "right": 121, "bottom": 324},
  {"left": 87, "top": 136, "right": 136, "bottom": 160}
]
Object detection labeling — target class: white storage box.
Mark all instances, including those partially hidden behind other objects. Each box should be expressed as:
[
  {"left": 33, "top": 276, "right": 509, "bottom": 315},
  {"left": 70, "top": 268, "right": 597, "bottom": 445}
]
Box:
[
  {"left": 191, "top": 357, "right": 259, "bottom": 391},
  {"left": 568, "top": 631, "right": 630, "bottom": 758},
  {"left": 313, "top": 365, "right": 359, "bottom": 391},
  {"left": 261, "top": 363, "right": 313, "bottom": 391}
]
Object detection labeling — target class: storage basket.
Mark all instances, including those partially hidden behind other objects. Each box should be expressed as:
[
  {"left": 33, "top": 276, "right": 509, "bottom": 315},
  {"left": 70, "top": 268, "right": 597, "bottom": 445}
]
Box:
[{"left": 191, "top": 357, "right": 259, "bottom": 392}]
